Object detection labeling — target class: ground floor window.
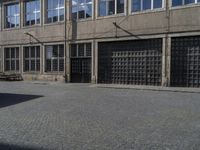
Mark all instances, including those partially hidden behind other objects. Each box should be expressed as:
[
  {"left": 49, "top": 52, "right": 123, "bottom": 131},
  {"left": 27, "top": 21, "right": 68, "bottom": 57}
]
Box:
[
  {"left": 24, "top": 46, "right": 40, "bottom": 72},
  {"left": 45, "top": 44, "right": 64, "bottom": 72},
  {"left": 71, "top": 43, "right": 91, "bottom": 57},
  {"left": 4, "top": 47, "right": 19, "bottom": 72}
]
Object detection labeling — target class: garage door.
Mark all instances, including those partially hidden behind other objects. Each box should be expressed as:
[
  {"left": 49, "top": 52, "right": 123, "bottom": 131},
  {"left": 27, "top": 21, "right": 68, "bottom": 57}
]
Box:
[
  {"left": 171, "top": 36, "right": 200, "bottom": 87},
  {"left": 98, "top": 39, "right": 162, "bottom": 85}
]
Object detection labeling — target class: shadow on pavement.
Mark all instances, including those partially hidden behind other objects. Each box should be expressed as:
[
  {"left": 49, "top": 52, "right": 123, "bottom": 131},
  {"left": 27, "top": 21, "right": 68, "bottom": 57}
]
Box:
[
  {"left": 0, "top": 93, "right": 43, "bottom": 108},
  {"left": 0, "top": 143, "right": 47, "bottom": 150}
]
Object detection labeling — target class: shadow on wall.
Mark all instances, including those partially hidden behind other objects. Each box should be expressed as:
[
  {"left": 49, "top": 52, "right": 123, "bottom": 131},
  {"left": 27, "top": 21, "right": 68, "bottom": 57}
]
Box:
[
  {"left": 0, "top": 142, "right": 47, "bottom": 150},
  {"left": 0, "top": 93, "right": 43, "bottom": 108}
]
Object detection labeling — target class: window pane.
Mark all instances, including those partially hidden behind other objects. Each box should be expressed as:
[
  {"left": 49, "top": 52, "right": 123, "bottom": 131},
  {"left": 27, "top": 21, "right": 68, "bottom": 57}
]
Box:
[
  {"left": 185, "top": 0, "right": 195, "bottom": 4},
  {"left": 99, "top": 0, "right": 106, "bottom": 16},
  {"left": 59, "top": 59, "right": 64, "bottom": 71},
  {"left": 59, "top": 45, "right": 64, "bottom": 57},
  {"left": 25, "top": 60, "right": 29, "bottom": 71},
  {"left": 117, "top": 0, "right": 124, "bottom": 14},
  {"left": 153, "top": 0, "right": 162, "bottom": 8},
  {"left": 108, "top": 0, "right": 115, "bottom": 15},
  {"left": 78, "top": 4, "right": 85, "bottom": 19},
  {"left": 86, "top": 43, "right": 91, "bottom": 56},
  {"left": 71, "top": 45, "right": 77, "bottom": 57},
  {"left": 172, "top": 0, "right": 182, "bottom": 6},
  {"left": 132, "top": 0, "right": 141, "bottom": 12},
  {"left": 143, "top": 0, "right": 151, "bottom": 10},
  {"left": 86, "top": 4, "right": 92, "bottom": 18},
  {"left": 78, "top": 44, "right": 84, "bottom": 56},
  {"left": 5, "top": 4, "right": 19, "bottom": 28}
]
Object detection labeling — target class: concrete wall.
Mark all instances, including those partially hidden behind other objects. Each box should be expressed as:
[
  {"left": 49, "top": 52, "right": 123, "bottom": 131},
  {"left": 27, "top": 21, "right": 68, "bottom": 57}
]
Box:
[{"left": 0, "top": 0, "right": 200, "bottom": 84}]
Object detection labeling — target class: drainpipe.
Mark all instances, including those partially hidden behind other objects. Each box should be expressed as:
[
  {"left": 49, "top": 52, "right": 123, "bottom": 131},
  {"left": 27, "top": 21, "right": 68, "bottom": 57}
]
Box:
[{"left": 64, "top": 0, "right": 67, "bottom": 82}]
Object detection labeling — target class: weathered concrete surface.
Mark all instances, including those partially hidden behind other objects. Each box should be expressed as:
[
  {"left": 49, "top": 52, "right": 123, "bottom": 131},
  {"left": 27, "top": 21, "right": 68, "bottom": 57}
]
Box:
[{"left": 0, "top": 81, "right": 200, "bottom": 150}]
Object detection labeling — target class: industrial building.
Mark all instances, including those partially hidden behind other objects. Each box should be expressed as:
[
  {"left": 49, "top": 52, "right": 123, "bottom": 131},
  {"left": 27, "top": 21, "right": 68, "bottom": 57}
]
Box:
[{"left": 0, "top": 0, "right": 200, "bottom": 87}]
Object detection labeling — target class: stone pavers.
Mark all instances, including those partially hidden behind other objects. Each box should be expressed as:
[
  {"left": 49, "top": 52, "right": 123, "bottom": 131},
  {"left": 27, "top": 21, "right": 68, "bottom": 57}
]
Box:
[{"left": 0, "top": 81, "right": 200, "bottom": 150}]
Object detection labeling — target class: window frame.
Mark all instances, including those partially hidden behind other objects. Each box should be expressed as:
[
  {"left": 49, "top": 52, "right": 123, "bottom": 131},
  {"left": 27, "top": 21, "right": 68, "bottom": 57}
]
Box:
[
  {"left": 72, "top": 0, "right": 93, "bottom": 21},
  {"left": 44, "top": 0, "right": 65, "bottom": 24},
  {"left": 4, "top": 47, "right": 20, "bottom": 72},
  {"left": 23, "top": 45, "right": 41, "bottom": 73},
  {"left": 131, "top": 0, "right": 164, "bottom": 14},
  {"left": 23, "top": 0, "right": 41, "bottom": 27},
  {"left": 70, "top": 43, "right": 92, "bottom": 58},
  {"left": 45, "top": 44, "right": 65, "bottom": 73},
  {"left": 97, "top": 0, "right": 126, "bottom": 17},
  {"left": 171, "top": 0, "right": 200, "bottom": 7},
  {"left": 4, "top": 2, "right": 20, "bottom": 29}
]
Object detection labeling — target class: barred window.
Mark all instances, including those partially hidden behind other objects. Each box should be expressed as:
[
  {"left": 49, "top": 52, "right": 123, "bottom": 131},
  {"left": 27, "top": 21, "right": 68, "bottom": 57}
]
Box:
[
  {"left": 98, "top": 0, "right": 124, "bottom": 16},
  {"left": 5, "top": 3, "right": 20, "bottom": 28},
  {"left": 46, "top": 0, "right": 64, "bottom": 23},
  {"left": 71, "top": 43, "right": 91, "bottom": 57},
  {"left": 24, "top": 0, "right": 41, "bottom": 26},
  {"left": 72, "top": 0, "right": 92, "bottom": 20},
  {"left": 4, "top": 47, "right": 19, "bottom": 72},
  {"left": 45, "top": 45, "right": 64, "bottom": 72},
  {"left": 24, "top": 46, "right": 40, "bottom": 72}
]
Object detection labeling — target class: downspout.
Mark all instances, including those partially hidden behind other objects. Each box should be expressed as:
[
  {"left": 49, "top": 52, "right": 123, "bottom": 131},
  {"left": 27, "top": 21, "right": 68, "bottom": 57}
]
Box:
[{"left": 64, "top": 0, "right": 67, "bottom": 82}]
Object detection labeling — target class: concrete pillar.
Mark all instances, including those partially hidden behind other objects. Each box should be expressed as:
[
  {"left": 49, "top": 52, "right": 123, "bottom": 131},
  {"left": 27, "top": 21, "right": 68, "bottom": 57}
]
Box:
[
  {"left": 93, "top": 40, "right": 98, "bottom": 84},
  {"left": 19, "top": 46, "right": 23, "bottom": 74},
  {"left": 162, "top": 36, "right": 171, "bottom": 86},
  {"left": 91, "top": 40, "right": 96, "bottom": 83}
]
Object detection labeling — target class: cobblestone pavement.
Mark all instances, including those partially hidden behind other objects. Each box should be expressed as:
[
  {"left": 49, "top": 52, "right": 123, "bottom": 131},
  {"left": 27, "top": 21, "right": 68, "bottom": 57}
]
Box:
[{"left": 0, "top": 81, "right": 200, "bottom": 150}]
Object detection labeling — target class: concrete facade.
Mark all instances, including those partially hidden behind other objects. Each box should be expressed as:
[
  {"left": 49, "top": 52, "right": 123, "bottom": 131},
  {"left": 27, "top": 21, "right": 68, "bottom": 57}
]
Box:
[{"left": 0, "top": 0, "right": 200, "bottom": 86}]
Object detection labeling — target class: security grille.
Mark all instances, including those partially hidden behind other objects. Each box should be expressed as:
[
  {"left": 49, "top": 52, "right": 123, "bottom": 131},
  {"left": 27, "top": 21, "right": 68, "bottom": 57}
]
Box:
[
  {"left": 98, "top": 39, "right": 162, "bottom": 85},
  {"left": 24, "top": 46, "right": 40, "bottom": 72},
  {"left": 4, "top": 47, "right": 19, "bottom": 72},
  {"left": 171, "top": 36, "right": 200, "bottom": 87},
  {"left": 71, "top": 43, "right": 91, "bottom": 83}
]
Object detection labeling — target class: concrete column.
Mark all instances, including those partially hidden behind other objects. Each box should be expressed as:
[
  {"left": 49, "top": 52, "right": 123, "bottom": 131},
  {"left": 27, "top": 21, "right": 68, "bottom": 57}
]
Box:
[
  {"left": 162, "top": 36, "right": 171, "bottom": 86},
  {"left": 91, "top": 40, "right": 96, "bottom": 83},
  {"left": 19, "top": 46, "right": 23, "bottom": 74},
  {"left": 0, "top": 46, "right": 2, "bottom": 72},
  {"left": 93, "top": 40, "right": 98, "bottom": 84},
  {"left": 66, "top": 43, "right": 70, "bottom": 83}
]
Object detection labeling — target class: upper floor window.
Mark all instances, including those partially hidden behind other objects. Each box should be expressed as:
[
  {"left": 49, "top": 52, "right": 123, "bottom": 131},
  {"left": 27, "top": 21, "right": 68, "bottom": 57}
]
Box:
[
  {"left": 46, "top": 0, "right": 64, "bottom": 23},
  {"left": 24, "top": 0, "right": 41, "bottom": 26},
  {"left": 132, "top": 0, "right": 163, "bottom": 12},
  {"left": 72, "top": 0, "right": 92, "bottom": 20},
  {"left": 5, "top": 3, "right": 20, "bottom": 28},
  {"left": 172, "top": 0, "right": 200, "bottom": 7},
  {"left": 98, "top": 0, "right": 124, "bottom": 17}
]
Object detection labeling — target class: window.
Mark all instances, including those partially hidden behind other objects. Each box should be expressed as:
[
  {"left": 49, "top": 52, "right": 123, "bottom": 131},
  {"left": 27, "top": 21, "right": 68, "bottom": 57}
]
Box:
[
  {"left": 24, "top": 46, "right": 40, "bottom": 72},
  {"left": 4, "top": 47, "right": 19, "bottom": 72},
  {"left": 71, "top": 43, "right": 91, "bottom": 57},
  {"left": 132, "top": 0, "right": 163, "bottom": 12},
  {"left": 72, "top": 0, "right": 92, "bottom": 20},
  {"left": 5, "top": 3, "right": 20, "bottom": 28},
  {"left": 98, "top": 0, "right": 124, "bottom": 16},
  {"left": 24, "top": 0, "right": 40, "bottom": 26},
  {"left": 45, "top": 45, "right": 64, "bottom": 72},
  {"left": 172, "top": 0, "right": 199, "bottom": 6},
  {"left": 46, "top": 0, "right": 64, "bottom": 23}
]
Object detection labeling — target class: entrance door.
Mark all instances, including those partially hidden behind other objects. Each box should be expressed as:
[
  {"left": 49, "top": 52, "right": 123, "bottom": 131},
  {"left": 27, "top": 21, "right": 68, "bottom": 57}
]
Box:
[
  {"left": 70, "top": 43, "right": 92, "bottom": 83},
  {"left": 71, "top": 58, "right": 91, "bottom": 83}
]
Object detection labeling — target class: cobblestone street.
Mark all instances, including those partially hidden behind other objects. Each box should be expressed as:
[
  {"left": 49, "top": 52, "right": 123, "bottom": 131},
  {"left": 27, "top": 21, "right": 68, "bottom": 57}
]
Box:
[{"left": 0, "top": 81, "right": 200, "bottom": 150}]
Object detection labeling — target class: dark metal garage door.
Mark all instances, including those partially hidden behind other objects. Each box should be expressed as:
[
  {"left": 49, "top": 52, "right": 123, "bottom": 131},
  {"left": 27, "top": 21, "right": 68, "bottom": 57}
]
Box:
[
  {"left": 171, "top": 36, "right": 200, "bottom": 87},
  {"left": 98, "top": 39, "right": 162, "bottom": 85}
]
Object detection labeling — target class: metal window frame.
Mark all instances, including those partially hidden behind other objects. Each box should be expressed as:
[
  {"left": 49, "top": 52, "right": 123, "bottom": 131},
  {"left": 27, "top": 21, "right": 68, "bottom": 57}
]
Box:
[
  {"left": 45, "top": 44, "right": 64, "bottom": 73},
  {"left": 72, "top": 0, "right": 93, "bottom": 20},
  {"left": 4, "top": 47, "right": 20, "bottom": 72},
  {"left": 45, "top": 0, "right": 65, "bottom": 23},
  {"left": 23, "top": 0, "right": 41, "bottom": 26},
  {"left": 4, "top": 2, "right": 20, "bottom": 29},
  {"left": 23, "top": 45, "right": 41, "bottom": 73},
  {"left": 97, "top": 0, "right": 125, "bottom": 17}
]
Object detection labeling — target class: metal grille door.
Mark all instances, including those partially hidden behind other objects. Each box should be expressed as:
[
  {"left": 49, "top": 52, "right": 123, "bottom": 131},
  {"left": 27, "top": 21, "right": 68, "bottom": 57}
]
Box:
[
  {"left": 70, "top": 43, "right": 91, "bottom": 83},
  {"left": 98, "top": 39, "right": 162, "bottom": 85},
  {"left": 171, "top": 36, "right": 200, "bottom": 87}
]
